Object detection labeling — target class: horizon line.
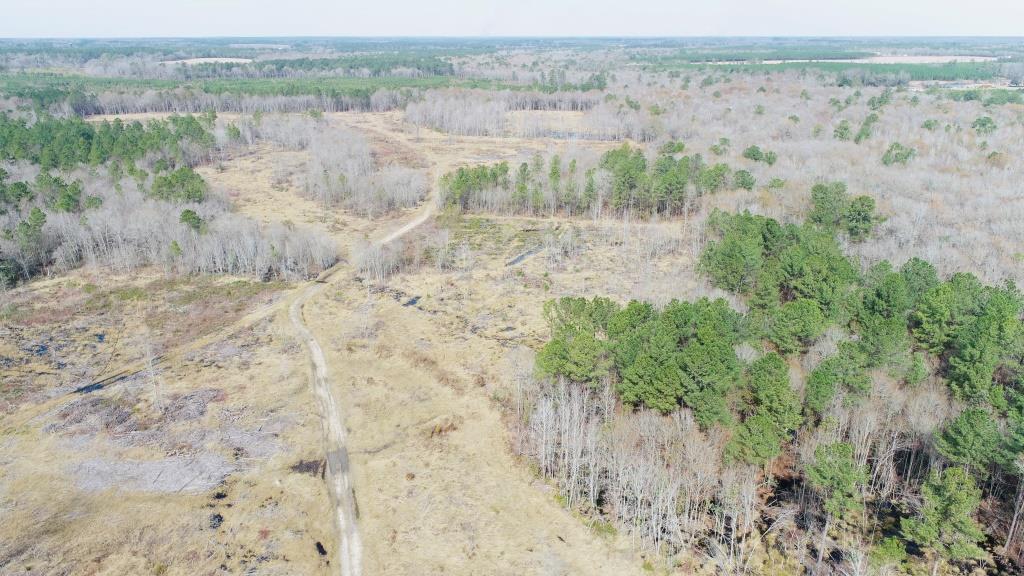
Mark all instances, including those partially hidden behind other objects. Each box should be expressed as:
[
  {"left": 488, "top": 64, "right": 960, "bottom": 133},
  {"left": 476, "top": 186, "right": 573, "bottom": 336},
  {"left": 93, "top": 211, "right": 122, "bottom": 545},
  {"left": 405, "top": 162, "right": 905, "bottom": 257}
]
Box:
[{"left": 3, "top": 34, "right": 1024, "bottom": 41}]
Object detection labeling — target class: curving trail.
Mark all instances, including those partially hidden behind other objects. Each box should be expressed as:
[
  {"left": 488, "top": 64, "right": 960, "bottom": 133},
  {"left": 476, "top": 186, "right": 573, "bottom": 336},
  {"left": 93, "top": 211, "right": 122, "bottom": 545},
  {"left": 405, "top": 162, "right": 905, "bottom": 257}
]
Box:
[
  {"left": 289, "top": 271, "right": 362, "bottom": 576},
  {"left": 287, "top": 141, "right": 443, "bottom": 576},
  {"left": 52, "top": 111, "right": 615, "bottom": 574}
]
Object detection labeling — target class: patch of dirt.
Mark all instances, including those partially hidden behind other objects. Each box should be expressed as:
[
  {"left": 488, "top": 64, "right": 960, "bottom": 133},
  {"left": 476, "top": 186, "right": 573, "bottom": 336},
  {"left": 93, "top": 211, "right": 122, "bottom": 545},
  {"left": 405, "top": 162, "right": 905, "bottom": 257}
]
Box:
[
  {"left": 43, "top": 393, "right": 143, "bottom": 437},
  {"left": 425, "top": 415, "right": 462, "bottom": 438},
  {"left": 0, "top": 272, "right": 289, "bottom": 413},
  {"left": 162, "top": 388, "right": 225, "bottom": 422},
  {"left": 73, "top": 452, "right": 235, "bottom": 493}
]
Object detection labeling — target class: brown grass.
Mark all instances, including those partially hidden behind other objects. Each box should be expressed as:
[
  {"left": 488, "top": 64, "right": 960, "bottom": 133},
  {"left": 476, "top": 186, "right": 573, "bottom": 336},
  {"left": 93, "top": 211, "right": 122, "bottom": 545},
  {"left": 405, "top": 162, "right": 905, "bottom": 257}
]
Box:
[
  {"left": 0, "top": 272, "right": 335, "bottom": 575},
  {"left": 2, "top": 109, "right": 710, "bottom": 575}
]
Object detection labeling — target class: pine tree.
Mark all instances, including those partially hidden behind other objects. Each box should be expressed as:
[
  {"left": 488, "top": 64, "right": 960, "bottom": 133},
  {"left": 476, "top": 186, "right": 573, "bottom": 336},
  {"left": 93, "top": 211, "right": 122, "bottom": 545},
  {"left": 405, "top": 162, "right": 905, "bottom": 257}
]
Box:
[
  {"left": 807, "top": 441, "right": 866, "bottom": 518},
  {"left": 618, "top": 328, "right": 686, "bottom": 414},
  {"left": 902, "top": 467, "right": 986, "bottom": 573},
  {"left": 937, "top": 408, "right": 1002, "bottom": 475}
]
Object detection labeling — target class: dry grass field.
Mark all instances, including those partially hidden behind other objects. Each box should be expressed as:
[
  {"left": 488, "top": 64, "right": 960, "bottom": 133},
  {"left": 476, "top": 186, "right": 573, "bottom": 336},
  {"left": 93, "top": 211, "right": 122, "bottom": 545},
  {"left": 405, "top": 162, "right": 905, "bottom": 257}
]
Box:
[
  {"left": 0, "top": 110, "right": 663, "bottom": 575},
  {"left": 0, "top": 272, "right": 337, "bottom": 575}
]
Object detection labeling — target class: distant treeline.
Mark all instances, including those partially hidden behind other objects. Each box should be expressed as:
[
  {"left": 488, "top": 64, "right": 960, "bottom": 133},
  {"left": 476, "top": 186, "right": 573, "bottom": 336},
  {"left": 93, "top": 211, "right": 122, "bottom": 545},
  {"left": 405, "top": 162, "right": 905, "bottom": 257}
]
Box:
[
  {"left": 0, "top": 74, "right": 605, "bottom": 116},
  {"left": 633, "top": 48, "right": 876, "bottom": 64},
  {"left": 689, "top": 61, "right": 1006, "bottom": 84},
  {"left": 180, "top": 54, "right": 456, "bottom": 78}
]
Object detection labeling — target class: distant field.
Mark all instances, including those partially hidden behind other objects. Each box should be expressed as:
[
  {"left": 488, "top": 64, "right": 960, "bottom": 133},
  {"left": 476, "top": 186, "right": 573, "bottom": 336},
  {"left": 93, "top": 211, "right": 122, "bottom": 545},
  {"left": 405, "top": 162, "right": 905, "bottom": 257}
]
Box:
[
  {"left": 636, "top": 48, "right": 877, "bottom": 63},
  {"left": 667, "top": 59, "right": 1008, "bottom": 81},
  {"left": 228, "top": 43, "right": 290, "bottom": 50},
  {"left": 696, "top": 54, "right": 998, "bottom": 65},
  {"left": 841, "top": 54, "right": 998, "bottom": 64},
  {"left": 161, "top": 57, "right": 254, "bottom": 65},
  {"left": 0, "top": 72, "right": 453, "bottom": 93}
]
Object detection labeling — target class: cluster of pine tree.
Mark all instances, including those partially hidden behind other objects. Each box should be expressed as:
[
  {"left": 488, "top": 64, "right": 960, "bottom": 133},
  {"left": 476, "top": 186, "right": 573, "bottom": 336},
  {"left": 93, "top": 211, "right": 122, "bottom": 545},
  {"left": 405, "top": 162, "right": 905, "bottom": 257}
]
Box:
[
  {"left": 0, "top": 112, "right": 217, "bottom": 285},
  {"left": 536, "top": 185, "right": 1024, "bottom": 573},
  {"left": 441, "top": 142, "right": 765, "bottom": 217},
  {"left": 0, "top": 111, "right": 215, "bottom": 170}
]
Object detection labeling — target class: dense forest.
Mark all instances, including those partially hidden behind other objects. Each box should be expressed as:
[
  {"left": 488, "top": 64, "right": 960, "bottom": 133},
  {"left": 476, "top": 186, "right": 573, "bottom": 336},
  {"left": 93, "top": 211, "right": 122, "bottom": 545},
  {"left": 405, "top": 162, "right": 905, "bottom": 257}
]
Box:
[{"left": 526, "top": 188, "right": 1024, "bottom": 574}]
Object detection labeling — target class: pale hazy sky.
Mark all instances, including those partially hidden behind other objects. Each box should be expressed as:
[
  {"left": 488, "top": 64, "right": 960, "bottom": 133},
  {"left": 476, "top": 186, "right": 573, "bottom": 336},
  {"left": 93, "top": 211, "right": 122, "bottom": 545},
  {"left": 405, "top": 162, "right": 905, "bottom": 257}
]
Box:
[{"left": 2, "top": 0, "right": 1023, "bottom": 38}]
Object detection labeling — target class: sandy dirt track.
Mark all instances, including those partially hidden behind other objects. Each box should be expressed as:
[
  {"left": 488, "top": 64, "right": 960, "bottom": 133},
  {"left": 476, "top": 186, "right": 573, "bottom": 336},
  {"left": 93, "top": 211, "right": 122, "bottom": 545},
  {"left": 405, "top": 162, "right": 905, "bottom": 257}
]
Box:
[{"left": 291, "top": 275, "right": 363, "bottom": 576}]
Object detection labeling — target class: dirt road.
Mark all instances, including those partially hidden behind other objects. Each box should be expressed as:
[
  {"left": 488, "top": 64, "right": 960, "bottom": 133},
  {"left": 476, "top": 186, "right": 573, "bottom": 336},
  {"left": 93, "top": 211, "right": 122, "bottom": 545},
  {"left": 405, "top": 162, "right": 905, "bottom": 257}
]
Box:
[
  {"left": 279, "top": 113, "right": 641, "bottom": 575},
  {"left": 289, "top": 273, "right": 362, "bottom": 576},
  {"left": 287, "top": 138, "right": 444, "bottom": 575},
  {"left": 56, "top": 111, "right": 636, "bottom": 574}
]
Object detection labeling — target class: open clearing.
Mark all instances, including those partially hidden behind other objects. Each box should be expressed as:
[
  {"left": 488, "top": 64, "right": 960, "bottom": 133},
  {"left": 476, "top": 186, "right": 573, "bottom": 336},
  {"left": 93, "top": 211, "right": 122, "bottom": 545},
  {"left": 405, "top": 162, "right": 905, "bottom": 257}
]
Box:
[
  {"left": 1, "top": 109, "right": 654, "bottom": 575},
  {"left": 161, "top": 57, "right": 254, "bottom": 65},
  {"left": 0, "top": 272, "right": 337, "bottom": 575},
  {"left": 8, "top": 100, "right": 1023, "bottom": 572},
  {"left": 709, "top": 54, "right": 1000, "bottom": 65},
  {"left": 5, "top": 30, "right": 1024, "bottom": 571}
]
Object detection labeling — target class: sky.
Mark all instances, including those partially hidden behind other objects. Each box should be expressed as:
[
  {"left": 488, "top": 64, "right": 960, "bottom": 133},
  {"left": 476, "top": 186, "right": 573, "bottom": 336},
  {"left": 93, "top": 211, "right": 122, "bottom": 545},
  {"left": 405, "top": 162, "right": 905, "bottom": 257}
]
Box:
[{"left": 2, "top": 0, "right": 1024, "bottom": 38}]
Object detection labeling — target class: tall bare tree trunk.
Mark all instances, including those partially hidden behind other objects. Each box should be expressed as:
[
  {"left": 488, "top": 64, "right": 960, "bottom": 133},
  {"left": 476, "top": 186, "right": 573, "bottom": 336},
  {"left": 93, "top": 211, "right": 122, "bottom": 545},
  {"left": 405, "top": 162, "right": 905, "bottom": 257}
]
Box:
[{"left": 817, "top": 515, "right": 831, "bottom": 573}]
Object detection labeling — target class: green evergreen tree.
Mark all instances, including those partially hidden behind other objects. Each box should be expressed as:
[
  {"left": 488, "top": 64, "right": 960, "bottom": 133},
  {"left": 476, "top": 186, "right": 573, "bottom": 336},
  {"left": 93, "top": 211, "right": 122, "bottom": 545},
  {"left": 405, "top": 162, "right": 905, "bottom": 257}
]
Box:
[
  {"left": 770, "top": 298, "right": 826, "bottom": 354},
  {"left": 807, "top": 441, "right": 866, "bottom": 518},
  {"left": 180, "top": 209, "right": 204, "bottom": 232},
  {"left": 618, "top": 328, "right": 686, "bottom": 414},
  {"left": 901, "top": 467, "right": 986, "bottom": 572},
  {"left": 151, "top": 167, "right": 207, "bottom": 203},
  {"left": 844, "top": 195, "right": 876, "bottom": 241},
  {"left": 805, "top": 343, "right": 871, "bottom": 415},
  {"left": 936, "top": 408, "right": 1002, "bottom": 475},
  {"left": 808, "top": 181, "right": 849, "bottom": 230},
  {"left": 728, "top": 353, "right": 802, "bottom": 464},
  {"left": 733, "top": 169, "right": 755, "bottom": 191}
]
